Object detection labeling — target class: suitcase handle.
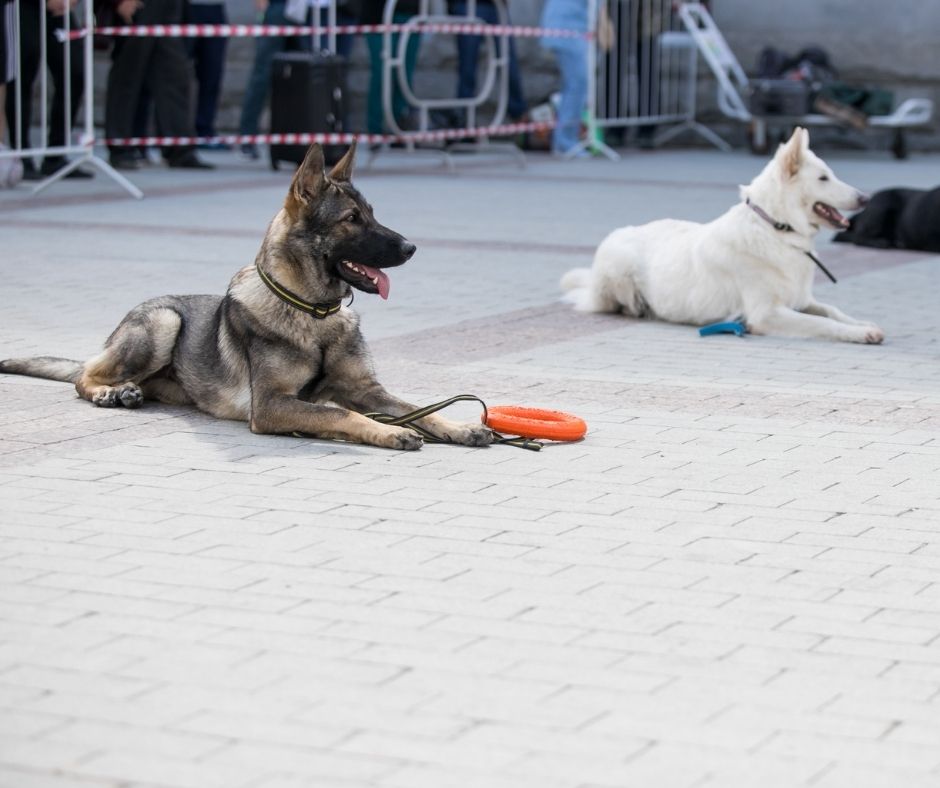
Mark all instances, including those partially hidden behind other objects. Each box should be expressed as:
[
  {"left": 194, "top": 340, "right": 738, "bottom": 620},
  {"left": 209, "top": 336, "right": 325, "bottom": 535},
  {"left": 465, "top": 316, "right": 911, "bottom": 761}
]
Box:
[{"left": 330, "top": 85, "right": 343, "bottom": 131}]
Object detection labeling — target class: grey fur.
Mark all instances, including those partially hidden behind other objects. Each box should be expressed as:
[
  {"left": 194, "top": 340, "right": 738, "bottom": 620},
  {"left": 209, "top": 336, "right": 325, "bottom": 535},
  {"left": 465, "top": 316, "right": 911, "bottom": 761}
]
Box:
[{"left": 0, "top": 144, "right": 494, "bottom": 450}]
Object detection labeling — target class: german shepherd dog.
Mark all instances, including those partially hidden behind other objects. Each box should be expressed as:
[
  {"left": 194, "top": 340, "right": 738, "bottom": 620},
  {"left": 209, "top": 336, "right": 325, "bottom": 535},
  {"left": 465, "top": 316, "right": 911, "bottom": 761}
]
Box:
[{"left": 0, "top": 143, "right": 493, "bottom": 451}]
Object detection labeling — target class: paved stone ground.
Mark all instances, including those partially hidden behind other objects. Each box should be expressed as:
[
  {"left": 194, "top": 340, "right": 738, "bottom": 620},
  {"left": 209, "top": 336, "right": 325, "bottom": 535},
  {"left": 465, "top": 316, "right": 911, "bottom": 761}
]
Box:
[{"left": 1, "top": 146, "right": 939, "bottom": 788}]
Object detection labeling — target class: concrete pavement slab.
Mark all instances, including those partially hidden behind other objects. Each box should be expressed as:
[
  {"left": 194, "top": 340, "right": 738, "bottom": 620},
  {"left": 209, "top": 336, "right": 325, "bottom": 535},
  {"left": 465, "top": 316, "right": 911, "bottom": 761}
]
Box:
[{"left": 1, "top": 147, "right": 939, "bottom": 788}]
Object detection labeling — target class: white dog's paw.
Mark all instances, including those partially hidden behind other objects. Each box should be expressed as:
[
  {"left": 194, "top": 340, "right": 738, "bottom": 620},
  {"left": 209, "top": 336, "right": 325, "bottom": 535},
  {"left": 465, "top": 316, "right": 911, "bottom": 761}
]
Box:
[{"left": 847, "top": 324, "right": 885, "bottom": 344}]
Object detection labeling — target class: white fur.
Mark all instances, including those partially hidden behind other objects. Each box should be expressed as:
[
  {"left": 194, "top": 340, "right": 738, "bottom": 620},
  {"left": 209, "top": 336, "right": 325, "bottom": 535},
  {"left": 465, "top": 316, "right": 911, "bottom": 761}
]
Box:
[{"left": 561, "top": 128, "right": 884, "bottom": 344}]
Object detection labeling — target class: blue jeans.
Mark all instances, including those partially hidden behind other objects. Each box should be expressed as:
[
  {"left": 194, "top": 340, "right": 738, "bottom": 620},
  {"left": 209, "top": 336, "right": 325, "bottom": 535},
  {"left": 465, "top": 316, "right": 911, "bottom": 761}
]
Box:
[
  {"left": 452, "top": 1, "right": 526, "bottom": 119},
  {"left": 239, "top": 3, "right": 355, "bottom": 136},
  {"left": 546, "top": 38, "right": 587, "bottom": 153}
]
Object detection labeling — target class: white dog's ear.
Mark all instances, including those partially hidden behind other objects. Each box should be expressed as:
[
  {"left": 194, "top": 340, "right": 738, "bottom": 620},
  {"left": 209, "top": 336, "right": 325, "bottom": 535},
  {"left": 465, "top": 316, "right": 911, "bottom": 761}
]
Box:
[{"left": 778, "top": 127, "right": 807, "bottom": 179}]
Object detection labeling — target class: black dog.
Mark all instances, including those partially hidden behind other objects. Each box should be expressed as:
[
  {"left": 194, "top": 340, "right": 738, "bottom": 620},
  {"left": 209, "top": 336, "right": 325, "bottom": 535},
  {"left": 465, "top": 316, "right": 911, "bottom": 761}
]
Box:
[{"left": 834, "top": 186, "right": 940, "bottom": 253}]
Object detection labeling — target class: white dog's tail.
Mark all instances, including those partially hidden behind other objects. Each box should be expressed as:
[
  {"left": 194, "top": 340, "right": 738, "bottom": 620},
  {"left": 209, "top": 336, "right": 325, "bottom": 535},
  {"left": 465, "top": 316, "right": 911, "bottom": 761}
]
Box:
[
  {"left": 559, "top": 267, "right": 608, "bottom": 312},
  {"left": 560, "top": 267, "right": 591, "bottom": 292}
]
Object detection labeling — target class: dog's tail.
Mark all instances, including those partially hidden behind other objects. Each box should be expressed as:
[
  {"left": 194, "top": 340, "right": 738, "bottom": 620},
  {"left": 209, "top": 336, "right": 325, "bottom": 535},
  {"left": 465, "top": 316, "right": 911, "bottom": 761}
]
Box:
[
  {"left": 560, "top": 267, "right": 592, "bottom": 293},
  {"left": 0, "top": 357, "right": 83, "bottom": 383}
]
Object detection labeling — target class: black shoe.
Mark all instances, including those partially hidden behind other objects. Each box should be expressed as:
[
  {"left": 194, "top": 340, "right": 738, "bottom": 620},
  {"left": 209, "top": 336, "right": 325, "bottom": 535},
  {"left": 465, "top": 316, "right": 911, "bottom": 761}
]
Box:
[
  {"left": 110, "top": 152, "right": 139, "bottom": 171},
  {"left": 21, "top": 160, "right": 42, "bottom": 181},
  {"left": 167, "top": 152, "right": 214, "bottom": 170},
  {"left": 41, "top": 158, "right": 94, "bottom": 179},
  {"left": 636, "top": 126, "right": 656, "bottom": 150}
]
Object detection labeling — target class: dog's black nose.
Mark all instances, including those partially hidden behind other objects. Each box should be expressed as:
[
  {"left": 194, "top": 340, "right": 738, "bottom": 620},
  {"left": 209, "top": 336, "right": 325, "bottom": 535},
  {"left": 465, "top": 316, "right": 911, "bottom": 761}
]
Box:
[
  {"left": 857, "top": 192, "right": 870, "bottom": 208},
  {"left": 400, "top": 241, "right": 416, "bottom": 260}
]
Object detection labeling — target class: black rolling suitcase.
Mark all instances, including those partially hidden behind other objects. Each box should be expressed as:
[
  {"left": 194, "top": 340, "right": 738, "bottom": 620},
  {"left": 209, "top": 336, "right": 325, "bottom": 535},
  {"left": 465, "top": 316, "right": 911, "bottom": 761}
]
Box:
[{"left": 269, "top": 51, "right": 348, "bottom": 170}]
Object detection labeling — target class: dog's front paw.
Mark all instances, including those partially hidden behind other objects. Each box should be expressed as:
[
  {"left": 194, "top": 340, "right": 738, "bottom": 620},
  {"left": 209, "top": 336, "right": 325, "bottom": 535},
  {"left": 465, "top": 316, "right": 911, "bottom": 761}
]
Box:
[
  {"left": 92, "top": 382, "right": 143, "bottom": 408},
  {"left": 445, "top": 423, "right": 495, "bottom": 447},
  {"left": 853, "top": 324, "right": 884, "bottom": 344},
  {"left": 380, "top": 426, "right": 424, "bottom": 451}
]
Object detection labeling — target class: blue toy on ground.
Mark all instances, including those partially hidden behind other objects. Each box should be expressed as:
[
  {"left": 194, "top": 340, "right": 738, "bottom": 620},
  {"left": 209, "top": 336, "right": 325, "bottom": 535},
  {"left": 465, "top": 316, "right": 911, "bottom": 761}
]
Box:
[{"left": 698, "top": 320, "right": 748, "bottom": 337}]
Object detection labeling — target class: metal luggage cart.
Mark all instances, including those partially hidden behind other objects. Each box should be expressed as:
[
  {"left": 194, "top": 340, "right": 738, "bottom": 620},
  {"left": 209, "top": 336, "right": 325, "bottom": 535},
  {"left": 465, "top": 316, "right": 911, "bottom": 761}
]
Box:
[{"left": 677, "top": 2, "right": 934, "bottom": 158}]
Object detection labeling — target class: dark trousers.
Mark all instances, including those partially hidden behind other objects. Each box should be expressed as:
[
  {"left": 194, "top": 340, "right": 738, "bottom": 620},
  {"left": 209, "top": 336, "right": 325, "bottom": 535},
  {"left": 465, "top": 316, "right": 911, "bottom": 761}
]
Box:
[
  {"left": 3, "top": 5, "right": 84, "bottom": 160},
  {"left": 452, "top": 1, "right": 525, "bottom": 119},
  {"left": 186, "top": 3, "right": 228, "bottom": 137},
  {"left": 105, "top": 0, "right": 195, "bottom": 158}
]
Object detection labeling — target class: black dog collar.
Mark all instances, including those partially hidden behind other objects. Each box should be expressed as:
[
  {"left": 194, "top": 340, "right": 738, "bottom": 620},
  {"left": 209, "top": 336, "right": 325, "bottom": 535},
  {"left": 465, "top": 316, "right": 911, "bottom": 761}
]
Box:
[
  {"left": 256, "top": 263, "right": 348, "bottom": 319},
  {"left": 745, "top": 198, "right": 837, "bottom": 283},
  {"left": 746, "top": 198, "right": 795, "bottom": 232}
]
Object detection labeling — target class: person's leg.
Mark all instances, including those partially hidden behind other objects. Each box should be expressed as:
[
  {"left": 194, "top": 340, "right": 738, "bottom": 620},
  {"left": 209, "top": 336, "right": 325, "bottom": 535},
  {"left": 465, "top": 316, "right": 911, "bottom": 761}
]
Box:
[
  {"left": 147, "top": 36, "right": 209, "bottom": 166},
  {"left": 335, "top": 11, "right": 355, "bottom": 60},
  {"left": 551, "top": 40, "right": 587, "bottom": 154},
  {"left": 330, "top": 11, "right": 355, "bottom": 130},
  {"left": 365, "top": 31, "right": 383, "bottom": 134},
  {"left": 309, "top": 8, "right": 354, "bottom": 59},
  {"left": 41, "top": 11, "right": 89, "bottom": 175},
  {"left": 106, "top": 37, "right": 155, "bottom": 166},
  {"left": 239, "top": 0, "right": 289, "bottom": 140},
  {"left": 505, "top": 31, "right": 526, "bottom": 118},
  {"left": 453, "top": 1, "right": 479, "bottom": 103},
  {"left": 190, "top": 3, "right": 227, "bottom": 139}
]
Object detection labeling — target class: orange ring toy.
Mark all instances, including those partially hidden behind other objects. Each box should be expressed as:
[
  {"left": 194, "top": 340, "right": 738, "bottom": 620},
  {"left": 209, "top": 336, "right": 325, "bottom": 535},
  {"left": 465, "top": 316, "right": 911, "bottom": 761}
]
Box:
[{"left": 483, "top": 406, "right": 587, "bottom": 442}]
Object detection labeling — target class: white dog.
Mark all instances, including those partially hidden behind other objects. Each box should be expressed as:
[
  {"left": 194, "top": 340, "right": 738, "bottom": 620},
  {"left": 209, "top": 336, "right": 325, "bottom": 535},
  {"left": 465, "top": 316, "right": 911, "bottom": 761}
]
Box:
[{"left": 561, "top": 128, "right": 884, "bottom": 343}]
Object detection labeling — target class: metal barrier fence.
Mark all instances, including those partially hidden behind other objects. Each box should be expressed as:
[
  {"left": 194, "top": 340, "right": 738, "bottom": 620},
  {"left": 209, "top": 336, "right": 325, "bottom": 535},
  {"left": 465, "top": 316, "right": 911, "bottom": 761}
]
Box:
[
  {"left": 0, "top": 0, "right": 142, "bottom": 197},
  {"left": 588, "top": 0, "right": 728, "bottom": 154},
  {"left": 0, "top": 2, "right": 553, "bottom": 195},
  {"left": 380, "top": 0, "right": 521, "bottom": 166}
]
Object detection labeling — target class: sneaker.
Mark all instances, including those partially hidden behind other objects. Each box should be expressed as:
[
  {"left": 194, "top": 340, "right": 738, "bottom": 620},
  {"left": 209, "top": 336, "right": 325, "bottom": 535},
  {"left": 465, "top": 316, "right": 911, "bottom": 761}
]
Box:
[
  {"left": 109, "top": 151, "right": 140, "bottom": 171},
  {"left": 41, "top": 157, "right": 94, "bottom": 179},
  {"left": 239, "top": 143, "right": 259, "bottom": 160},
  {"left": 166, "top": 151, "right": 215, "bottom": 170},
  {"left": 21, "top": 158, "right": 42, "bottom": 181},
  {"left": 552, "top": 147, "right": 591, "bottom": 160},
  {"left": 0, "top": 145, "right": 24, "bottom": 188},
  {"left": 197, "top": 141, "right": 232, "bottom": 151}
]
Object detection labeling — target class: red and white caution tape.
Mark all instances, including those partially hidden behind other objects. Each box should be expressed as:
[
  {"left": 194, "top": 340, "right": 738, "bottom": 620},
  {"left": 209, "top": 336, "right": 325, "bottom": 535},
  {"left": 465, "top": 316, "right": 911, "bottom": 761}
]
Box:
[
  {"left": 103, "top": 119, "right": 555, "bottom": 149},
  {"left": 59, "top": 21, "right": 591, "bottom": 42}
]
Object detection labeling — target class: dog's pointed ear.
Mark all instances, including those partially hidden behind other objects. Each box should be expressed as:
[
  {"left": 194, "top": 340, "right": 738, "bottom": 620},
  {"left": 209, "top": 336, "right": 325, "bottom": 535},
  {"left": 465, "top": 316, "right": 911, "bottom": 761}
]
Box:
[
  {"left": 329, "top": 141, "right": 357, "bottom": 182},
  {"left": 286, "top": 144, "right": 327, "bottom": 215},
  {"left": 778, "top": 127, "right": 806, "bottom": 179}
]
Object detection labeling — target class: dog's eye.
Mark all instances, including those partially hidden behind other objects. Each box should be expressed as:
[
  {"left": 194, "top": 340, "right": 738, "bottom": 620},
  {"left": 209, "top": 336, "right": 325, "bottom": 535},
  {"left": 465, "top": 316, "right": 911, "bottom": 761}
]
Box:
[
  {"left": 345, "top": 213, "right": 358, "bottom": 223},
  {"left": 819, "top": 175, "right": 829, "bottom": 181}
]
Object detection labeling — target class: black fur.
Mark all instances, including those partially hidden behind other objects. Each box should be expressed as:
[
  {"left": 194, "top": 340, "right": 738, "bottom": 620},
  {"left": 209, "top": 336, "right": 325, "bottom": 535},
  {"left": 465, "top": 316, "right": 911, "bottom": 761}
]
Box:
[{"left": 834, "top": 186, "right": 940, "bottom": 253}]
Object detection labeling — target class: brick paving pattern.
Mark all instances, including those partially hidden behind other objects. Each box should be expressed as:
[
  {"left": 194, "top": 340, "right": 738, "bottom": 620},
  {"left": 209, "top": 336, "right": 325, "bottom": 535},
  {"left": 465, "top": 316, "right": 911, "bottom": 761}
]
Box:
[{"left": 1, "top": 150, "right": 939, "bottom": 788}]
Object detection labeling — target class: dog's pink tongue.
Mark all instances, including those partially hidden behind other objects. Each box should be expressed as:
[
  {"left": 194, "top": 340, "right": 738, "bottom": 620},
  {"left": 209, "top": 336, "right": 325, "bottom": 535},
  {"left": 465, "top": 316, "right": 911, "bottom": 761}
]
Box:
[{"left": 359, "top": 264, "right": 390, "bottom": 300}]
